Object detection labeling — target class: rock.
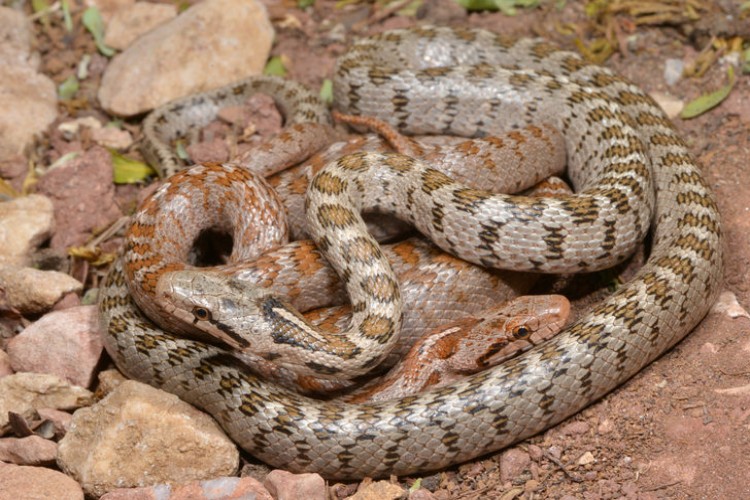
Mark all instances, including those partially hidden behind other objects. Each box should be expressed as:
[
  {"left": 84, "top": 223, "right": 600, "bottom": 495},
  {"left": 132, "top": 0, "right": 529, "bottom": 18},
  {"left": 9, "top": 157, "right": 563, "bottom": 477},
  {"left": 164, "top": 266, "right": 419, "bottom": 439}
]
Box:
[
  {"left": 499, "top": 448, "right": 531, "bottom": 482},
  {"left": 37, "top": 407, "right": 74, "bottom": 435},
  {"left": 52, "top": 291, "right": 83, "bottom": 311},
  {"left": 0, "top": 435, "right": 57, "bottom": 465},
  {"left": 0, "top": 8, "right": 35, "bottom": 66},
  {"left": 104, "top": 2, "right": 178, "bottom": 50},
  {"left": 100, "top": 476, "right": 274, "bottom": 500},
  {"left": 90, "top": 126, "right": 134, "bottom": 149},
  {"left": 560, "top": 421, "right": 590, "bottom": 436},
  {"left": 6, "top": 306, "right": 103, "bottom": 387},
  {"left": 349, "top": 480, "right": 405, "bottom": 500},
  {"left": 0, "top": 463, "right": 84, "bottom": 500},
  {"left": 527, "top": 444, "right": 543, "bottom": 461},
  {"left": 86, "top": 0, "right": 135, "bottom": 22},
  {"left": 263, "top": 470, "right": 326, "bottom": 500},
  {"left": 711, "top": 291, "right": 750, "bottom": 319},
  {"left": 409, "top": 489, "right": 437, "bottom": 500},
  {"left": 0, "top": 372, "right": 92, "bottom": 428},
  {"left": 578, "top": 451, "right": 596, "bottom": 466},
  {"left": 0, "top": 195, "right": 55, "bottom": 267},
  {"left": 649, "top": 91, "right": 683, "bottom": 120},
  {"left": 0, "top": 65, "right": 58, "bottom": 163},
  {"left": 35, "top": 146, "right": 122, "bottom": 249},
  {"left": 57, "top": 380, "right": 239, "bottom": 498},
  {"left": 99, "top": 0, "right": 274, "bottom": 116},
  {"left": 0, "top": 9, "right": 57, "bottom": 163},
  {"left": 96, "top": 368, "right": 128, "bottom": 396},
  {"left": 0, "top": 349, "right": 12, "bottom": 378},
  {"left": 0, "top": 265, "right": 83, "bottom": 315},
  {"left": 663, "top": 58, "right": 684, "bottom": 86}
]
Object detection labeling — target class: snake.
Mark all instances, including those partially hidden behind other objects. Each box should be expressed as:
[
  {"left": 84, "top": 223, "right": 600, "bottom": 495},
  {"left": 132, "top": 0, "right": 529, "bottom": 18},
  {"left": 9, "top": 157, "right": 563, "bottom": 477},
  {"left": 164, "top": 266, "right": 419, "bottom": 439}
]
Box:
[{"left": 99, "top": 26, "right": 723, "bottom": 479}]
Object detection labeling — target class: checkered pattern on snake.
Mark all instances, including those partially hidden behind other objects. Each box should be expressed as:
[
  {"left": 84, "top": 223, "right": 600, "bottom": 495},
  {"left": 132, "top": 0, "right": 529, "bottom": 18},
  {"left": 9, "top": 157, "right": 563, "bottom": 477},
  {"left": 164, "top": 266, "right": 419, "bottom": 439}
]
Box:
[{"left": 99, "top": 26, "right": 723, "bottom": 479}]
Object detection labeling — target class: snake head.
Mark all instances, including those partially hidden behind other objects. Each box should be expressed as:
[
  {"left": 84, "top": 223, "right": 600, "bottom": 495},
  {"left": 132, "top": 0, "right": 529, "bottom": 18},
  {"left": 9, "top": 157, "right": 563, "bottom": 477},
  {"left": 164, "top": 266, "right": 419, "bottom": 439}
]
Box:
[{"left": 155, "top": 270, "right": 275, "bottom": 352}]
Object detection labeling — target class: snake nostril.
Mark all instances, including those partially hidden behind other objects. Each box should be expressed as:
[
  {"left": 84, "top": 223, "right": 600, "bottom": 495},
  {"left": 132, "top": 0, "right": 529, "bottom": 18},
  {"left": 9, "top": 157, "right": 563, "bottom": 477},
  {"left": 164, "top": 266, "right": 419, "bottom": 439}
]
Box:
[{"left": 191, "top": 228, "right": 234, "bottom": 267}]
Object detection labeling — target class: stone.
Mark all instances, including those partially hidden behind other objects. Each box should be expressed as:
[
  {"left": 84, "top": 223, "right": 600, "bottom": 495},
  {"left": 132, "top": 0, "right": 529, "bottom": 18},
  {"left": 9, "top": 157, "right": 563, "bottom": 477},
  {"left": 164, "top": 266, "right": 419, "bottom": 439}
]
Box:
[
  {"left": 0, "top": 64, "right": 58, "bottom": 162},
  {"left": 0, "top": 8, "right": 35, "bottom": 66},
  {"left": 0, "top": 265, "right": 83, "bottom": 314},
  {"left": 0, "top": 195, "right": 55, "bottom": 267},
  {"left": 96, "top": 368, "right": 128, "bottom": 396},
  {"left": 0, "top": 349, "right": 12, "bottom": 378},
  {"left": 0, "top": 435, "right": 57, "bottom": 466},
  {"left": 0, "top": 372, "right": 92, "bottom": 428},
  {"left": 499, "top": 448, "right": 531, "bottom": 482},
  {"left": 263, "top": 470, "right": 326, "bottom": 500},
  {"left": 711, "top": 291, "right": 750, "bottom": 319},
  {"left": 0, "top": 8, "right": 57, "bottom": 163},
  {"left": 560, "top": 421, "right": 590, "bottom": 436},
  {"left": 85, "top": 0, "right": 136, "bottom": 22},
  {"left": 104, "top": 2, "right": 178, "bottom": 50},
  {"left": 6, "top": 306, "right": 103, "bottom": 387},
  {"left": 99, "top": 0, "right": 274, "bottom": 116},
  {"left": 35, "top": 146, "right": 122, "bottom": 249},
  {"left": 409, "top": 489, "right": 437, "bottom": 500},
  {"left": 90, "top": 126, "right": 134, "bottom": 149},
  {"left": 578, "top": 451, "right": 596, "bottom": 466},
  {"left": 0, "top": 463, "right": 84, "bottom": 500},
  {"left": 57, "top": 380, "right": 239, "bottom": 498},
  {"left": 37, "top": 408, "right": 74, "bottom": 435},
  {"left": 100, "top": 476, "right": 274, "bottom": 499},
  {"left": 349, "top": 480, "right": 405, "bottom": 500}
]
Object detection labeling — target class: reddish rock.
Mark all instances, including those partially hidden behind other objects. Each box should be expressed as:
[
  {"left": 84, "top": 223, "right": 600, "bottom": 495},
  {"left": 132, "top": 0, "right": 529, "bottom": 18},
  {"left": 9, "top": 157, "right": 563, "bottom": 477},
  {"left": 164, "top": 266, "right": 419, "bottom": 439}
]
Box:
[
  {"left": 6, "top": 306, "right": 103, "bottom": 387},
  {"left": 264, "top": 470, "right": 327, "bottom": 500},
  {"left": 100, "top": 476, "right": 273, "bottom": 500},
  {"left": 499, "top": 448, "right": 531, "bottom": 482},
  {"left": 0, "top": 435, "right": 57, "bottom": 465},
  {"left": 0, "top": 463, "right": 83, "bottom": 499},
  {"left": 36, "top": 146, "right": 122, "bottom": 249}
]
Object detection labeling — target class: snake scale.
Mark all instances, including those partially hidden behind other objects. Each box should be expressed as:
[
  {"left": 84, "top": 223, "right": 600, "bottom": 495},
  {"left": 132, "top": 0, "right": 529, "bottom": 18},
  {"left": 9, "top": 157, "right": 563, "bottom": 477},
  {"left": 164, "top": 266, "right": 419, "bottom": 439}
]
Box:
[{"left": 99, "top": 26, "right": 723, "bottom": 479}]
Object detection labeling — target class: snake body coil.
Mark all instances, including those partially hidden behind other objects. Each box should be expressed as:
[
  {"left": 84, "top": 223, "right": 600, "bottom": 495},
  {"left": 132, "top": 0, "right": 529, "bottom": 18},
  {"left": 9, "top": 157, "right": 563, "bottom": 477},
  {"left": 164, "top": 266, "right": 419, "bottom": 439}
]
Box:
[{"left": 100, "top": 27, "right": 723, "bottom": 479}]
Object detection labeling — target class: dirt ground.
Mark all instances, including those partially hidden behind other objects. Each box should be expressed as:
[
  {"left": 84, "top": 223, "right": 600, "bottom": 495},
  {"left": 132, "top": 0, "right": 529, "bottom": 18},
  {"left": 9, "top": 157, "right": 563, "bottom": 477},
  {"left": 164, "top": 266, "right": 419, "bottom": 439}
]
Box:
[{"left": 16, "top": 0, "right": 750, "bottom": 498}]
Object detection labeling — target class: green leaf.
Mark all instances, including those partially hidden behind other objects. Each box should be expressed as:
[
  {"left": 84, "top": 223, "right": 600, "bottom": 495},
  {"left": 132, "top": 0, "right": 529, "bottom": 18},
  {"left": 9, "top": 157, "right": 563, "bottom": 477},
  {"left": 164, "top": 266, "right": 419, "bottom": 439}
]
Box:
[
  {"left": 31, "top": 0, "right": 51, "bottom": 27},
  {"left": 408, "top": 479, "right": 422, "bottom": 493},
  {"left": 298, "top": 0, "right": 315, "bottom": 8},
  {"left": 455, "top": 0, "right": 538, "bottom": 14},
  {"left": 81, "top": 288, "right": 100, "bottom": 305},
  {"left": 264, "top": 56, "right": 288, "bottom": 77},
  {"left": 175, "top": 140, "right": 190, "bottom": 161},
  {"left": 681, "top": 66, "right": 735, "bottom": 119},
  {"left": 743, "top": 48, "right": 750, "bottom": 74},
  {"left": 396, "top": 0, "right": 423, "bottom": 16},
  {"left": 110, "top": 150, "right": 156, "bottom": 184},
  {"left": 319, "top": 79, "right": 333, "bottom": 105},
  {"left": 82, "top": 7, "right": 116, "bottom": 57},
  {"left": 61, "top": 0, "right": 73, "bottom": 32},
  {"left": 58, "top": 75, "right": 79, "bottom": 100}
]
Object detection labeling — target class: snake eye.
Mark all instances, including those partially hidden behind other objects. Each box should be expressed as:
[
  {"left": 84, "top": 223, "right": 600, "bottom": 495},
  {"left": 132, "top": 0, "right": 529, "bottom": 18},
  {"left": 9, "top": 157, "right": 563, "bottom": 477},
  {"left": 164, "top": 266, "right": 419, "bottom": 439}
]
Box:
[
  {"left": 512, "top": 325, "right": 529, "bottom": 339},
  {"left": 192, "top": 307, "right": 212, "bottom": 321}
]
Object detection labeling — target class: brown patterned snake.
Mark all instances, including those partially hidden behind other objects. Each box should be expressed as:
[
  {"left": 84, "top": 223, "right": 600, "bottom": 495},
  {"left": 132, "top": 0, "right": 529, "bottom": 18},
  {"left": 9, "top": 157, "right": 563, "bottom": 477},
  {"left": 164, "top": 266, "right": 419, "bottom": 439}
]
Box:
[{"left": 99, "top": 26, "right": 723, "bottom": 479}]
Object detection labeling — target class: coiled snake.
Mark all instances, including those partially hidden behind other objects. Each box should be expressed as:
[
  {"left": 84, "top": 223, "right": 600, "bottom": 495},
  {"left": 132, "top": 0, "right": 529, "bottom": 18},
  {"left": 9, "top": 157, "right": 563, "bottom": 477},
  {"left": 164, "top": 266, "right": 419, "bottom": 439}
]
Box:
[{"left": 99, "top": 26, "right": 723, "bottom": 479}]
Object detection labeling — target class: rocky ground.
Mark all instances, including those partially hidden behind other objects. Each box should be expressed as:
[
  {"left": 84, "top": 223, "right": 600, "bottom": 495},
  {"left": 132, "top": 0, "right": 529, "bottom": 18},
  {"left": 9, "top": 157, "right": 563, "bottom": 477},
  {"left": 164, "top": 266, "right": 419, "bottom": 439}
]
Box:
[{"left": 1, "top": 0, "right": 749, "bottom": 498}]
